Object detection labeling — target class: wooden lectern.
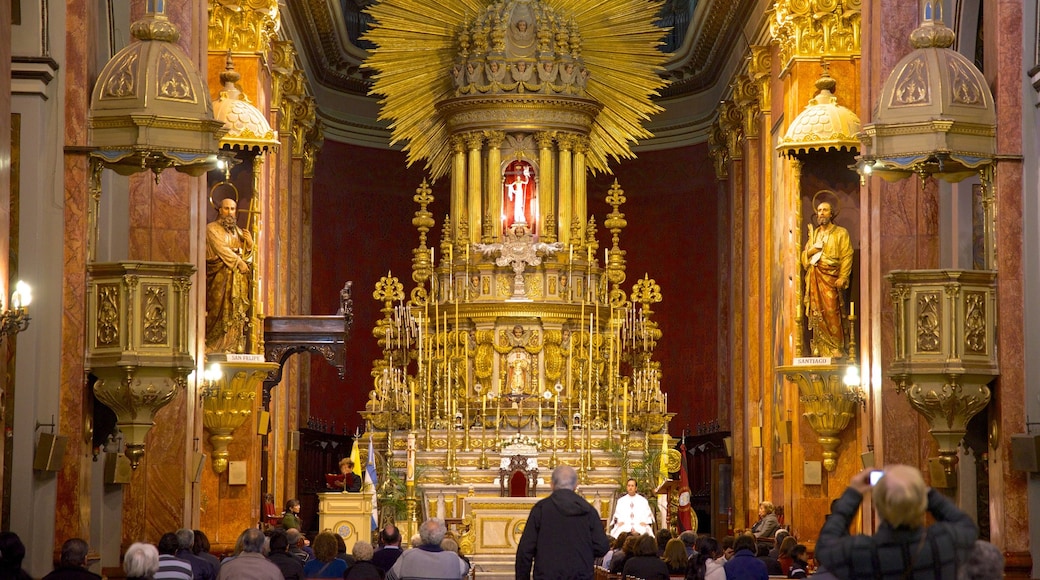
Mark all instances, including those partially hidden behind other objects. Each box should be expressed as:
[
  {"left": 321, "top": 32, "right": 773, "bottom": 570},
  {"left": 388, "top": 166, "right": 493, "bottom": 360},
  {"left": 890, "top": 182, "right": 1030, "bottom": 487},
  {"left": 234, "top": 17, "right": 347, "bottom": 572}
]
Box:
[{"left": 316, "top": 490, "right": 374, "bottom": 550}]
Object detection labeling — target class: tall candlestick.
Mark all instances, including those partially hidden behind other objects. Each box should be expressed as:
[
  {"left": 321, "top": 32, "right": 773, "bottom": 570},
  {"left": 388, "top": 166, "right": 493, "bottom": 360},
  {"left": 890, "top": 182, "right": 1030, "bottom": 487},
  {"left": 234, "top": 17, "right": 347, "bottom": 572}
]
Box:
[
  {"left": 568, "top": 245, "right": 574, "bottom": 302},
  {"left": 553, "top": 391, "right": 559, "bottom": 441},
  {"left": 623, "top": 381, "right": 628, "bottom": 433},
  {"left": 537, "top": 396, "right": 542, "bottom": 434},
  {"left": 407, "top": 432, "right": 416, "bottom": 483},
  {"left": 567, "top": 339, "right": 574, "bottom": 394}
]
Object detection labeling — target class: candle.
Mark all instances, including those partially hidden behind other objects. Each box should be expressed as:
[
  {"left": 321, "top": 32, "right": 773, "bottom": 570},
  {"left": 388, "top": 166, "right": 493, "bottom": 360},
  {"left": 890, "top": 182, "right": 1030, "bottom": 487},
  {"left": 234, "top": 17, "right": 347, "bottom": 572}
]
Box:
[
  {"left": 849, "top": 301, "right": 855, "bottom": 317},
  {"left": 623, "top": 383, "right": 628, "bottom": 432},
  {"left": 567, "top": 339, "right": 574, "bottom": 394},
  {"left": 496, "top": 393, "right": 501, "bottom": 427},
  {"left": 553, "top": 392, "right": 559, "bottom": 441},
  {"left": 538, "top": 397, "right": 542, "bottom": 432},
  {"left": 407, "top": 432, "right": 416, "bottom": 483}
]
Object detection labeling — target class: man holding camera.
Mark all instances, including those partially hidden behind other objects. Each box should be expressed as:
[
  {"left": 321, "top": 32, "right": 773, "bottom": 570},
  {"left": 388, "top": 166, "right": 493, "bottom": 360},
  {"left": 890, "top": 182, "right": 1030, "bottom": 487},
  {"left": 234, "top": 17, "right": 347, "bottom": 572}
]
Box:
[{"left": 815, "top": 465, "right": 977, "bottom": 579}]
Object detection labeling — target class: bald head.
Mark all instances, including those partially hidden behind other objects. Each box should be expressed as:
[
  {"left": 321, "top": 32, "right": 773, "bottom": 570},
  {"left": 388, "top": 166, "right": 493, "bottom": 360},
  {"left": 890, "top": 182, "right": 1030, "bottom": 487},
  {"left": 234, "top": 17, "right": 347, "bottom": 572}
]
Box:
[
  {"left": 551, "top": 465, "right": 578, "bottom": 491},
  {"left": 874, "top": 464, "right": 928, "bottom": 528}
]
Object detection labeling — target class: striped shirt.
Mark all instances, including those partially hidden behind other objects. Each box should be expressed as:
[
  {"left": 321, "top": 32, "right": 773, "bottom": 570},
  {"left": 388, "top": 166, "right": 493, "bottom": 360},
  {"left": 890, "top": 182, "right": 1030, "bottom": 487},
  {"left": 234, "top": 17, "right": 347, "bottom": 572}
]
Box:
[{"left": 155, "top": 554, "right": 193, "bottom": 580}]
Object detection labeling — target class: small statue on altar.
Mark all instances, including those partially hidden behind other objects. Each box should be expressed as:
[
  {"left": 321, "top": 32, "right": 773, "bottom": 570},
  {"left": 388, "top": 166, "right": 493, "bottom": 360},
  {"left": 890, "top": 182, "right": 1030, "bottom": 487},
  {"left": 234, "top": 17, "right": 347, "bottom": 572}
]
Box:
[
  {"left": 503, "top": 325, "right": 534, "bottom": 394},
  {"left": 504, "top": 160, "right": 535, "bottom": 229},
  {"left": 506, "top": 350, "right": 531, "bottom": 394}
]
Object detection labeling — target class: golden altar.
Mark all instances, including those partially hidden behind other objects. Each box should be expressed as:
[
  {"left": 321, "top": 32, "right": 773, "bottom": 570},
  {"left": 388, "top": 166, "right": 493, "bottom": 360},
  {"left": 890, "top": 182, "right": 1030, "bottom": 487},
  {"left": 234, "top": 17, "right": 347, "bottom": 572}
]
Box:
[{"left": 353, "top": 0, "right": 679, "bottom": 566}]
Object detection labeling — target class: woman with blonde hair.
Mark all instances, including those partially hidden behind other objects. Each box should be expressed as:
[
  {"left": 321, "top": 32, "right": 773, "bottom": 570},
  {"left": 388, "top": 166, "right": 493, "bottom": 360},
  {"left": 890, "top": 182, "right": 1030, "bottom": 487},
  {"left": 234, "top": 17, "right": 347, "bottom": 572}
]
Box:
[{"left": 750, "top": 501, "right": 779, "bottom": 538}]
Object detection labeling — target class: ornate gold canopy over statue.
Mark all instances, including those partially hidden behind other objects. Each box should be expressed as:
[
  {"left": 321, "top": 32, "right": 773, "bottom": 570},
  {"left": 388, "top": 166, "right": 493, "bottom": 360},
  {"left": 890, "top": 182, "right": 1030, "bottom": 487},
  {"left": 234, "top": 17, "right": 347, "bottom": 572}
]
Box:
[{"left": 363, "top": 0, "right": 669, "bottom": 177}]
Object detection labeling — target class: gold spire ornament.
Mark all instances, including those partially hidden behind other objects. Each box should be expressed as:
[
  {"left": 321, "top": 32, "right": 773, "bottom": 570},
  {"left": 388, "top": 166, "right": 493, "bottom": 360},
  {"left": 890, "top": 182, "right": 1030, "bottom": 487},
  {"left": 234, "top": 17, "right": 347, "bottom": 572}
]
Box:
[{"left": 362, "top": 0, "right": 669, "bottom": 178}]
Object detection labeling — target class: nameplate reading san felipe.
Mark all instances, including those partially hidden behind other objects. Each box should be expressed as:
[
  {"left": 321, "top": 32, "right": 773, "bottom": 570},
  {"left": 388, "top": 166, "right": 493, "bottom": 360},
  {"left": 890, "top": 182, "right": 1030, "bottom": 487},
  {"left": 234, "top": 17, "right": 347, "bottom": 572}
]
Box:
[
  {"left": 793, "top": 357, "right": 832, "bottom": 366},
  {"left": 222, "top": 353, "right": 267, "bottom": 363}
]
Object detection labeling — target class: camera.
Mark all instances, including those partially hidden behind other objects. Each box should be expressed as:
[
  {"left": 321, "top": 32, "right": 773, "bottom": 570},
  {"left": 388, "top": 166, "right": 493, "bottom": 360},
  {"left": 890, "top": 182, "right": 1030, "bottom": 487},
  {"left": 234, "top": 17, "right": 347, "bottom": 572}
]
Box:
[{"left": 869, "top": 470, "right": 884, "bottom": 486}]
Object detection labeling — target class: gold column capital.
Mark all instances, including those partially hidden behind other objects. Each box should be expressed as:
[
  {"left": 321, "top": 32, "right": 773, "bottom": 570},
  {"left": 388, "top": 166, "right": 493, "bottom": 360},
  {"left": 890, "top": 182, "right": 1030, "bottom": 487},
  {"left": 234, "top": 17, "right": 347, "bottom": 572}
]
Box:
[
  {"left": 716, "top": 101, "right": 744, "bottom": 161},
  {"left": 731, "top": 74, "right": 761, "bottom": 139},
  {"left": 556, "top": 133, "right": 578, "bottom": 150},
  {"left": 464, "top": 132, "right": 484, "bottom": 150},
  {"left": 769, "top": 0, "right": 862, "bottom": 68},
  {"left": 748, "top": 45, "right": 773, "bottom": 112},
  {"left": 450, "top": 135, "right": 467, "bottom": 153},
  {"left": 207, "top": 0, "right": 280, "bottom": 54},
  {"left": 483, "top": 130, "right": 505, "bottom": 148},
  {"left": 534, "top": 131, "right": 556, "bottom": 149},
  {"left": 269, "top": 39, "right": 298, "bottom": 110}
]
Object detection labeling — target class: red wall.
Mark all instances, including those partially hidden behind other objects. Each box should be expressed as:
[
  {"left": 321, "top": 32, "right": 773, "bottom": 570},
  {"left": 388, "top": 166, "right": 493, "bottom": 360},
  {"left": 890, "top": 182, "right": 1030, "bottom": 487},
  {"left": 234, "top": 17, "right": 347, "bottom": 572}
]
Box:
[{"left": 309, "top": 141, "right": 718, "bottom": 435}]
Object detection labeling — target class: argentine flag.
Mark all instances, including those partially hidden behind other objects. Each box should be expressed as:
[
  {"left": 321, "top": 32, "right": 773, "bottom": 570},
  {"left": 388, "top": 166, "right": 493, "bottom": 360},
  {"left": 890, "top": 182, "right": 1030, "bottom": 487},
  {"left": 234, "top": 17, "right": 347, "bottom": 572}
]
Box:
[{"left": 365, "top": 433, "right": 379, "bottom": 530}]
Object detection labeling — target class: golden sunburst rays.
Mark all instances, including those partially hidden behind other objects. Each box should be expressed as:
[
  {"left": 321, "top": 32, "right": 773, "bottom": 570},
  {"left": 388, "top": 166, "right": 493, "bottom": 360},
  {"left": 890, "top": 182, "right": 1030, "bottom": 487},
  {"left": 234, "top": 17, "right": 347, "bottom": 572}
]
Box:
[{"left": 363, "top": 0, "right": 669, "bottom": 178}]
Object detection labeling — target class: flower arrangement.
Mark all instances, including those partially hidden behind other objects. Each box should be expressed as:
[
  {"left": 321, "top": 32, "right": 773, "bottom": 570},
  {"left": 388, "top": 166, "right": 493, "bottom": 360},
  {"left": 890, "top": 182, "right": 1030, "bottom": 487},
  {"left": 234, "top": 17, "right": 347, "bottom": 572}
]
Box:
[{"left": 498, "top": 433, "right": 540, "bottom": 449}]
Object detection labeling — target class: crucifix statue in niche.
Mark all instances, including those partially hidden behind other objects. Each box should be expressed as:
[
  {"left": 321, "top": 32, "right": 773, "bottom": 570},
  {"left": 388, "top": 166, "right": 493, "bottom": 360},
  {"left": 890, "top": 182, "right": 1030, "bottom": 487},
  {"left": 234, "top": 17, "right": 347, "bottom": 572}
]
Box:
[{"left": 503, "top": 159, "right": 537, "bottom": 235}]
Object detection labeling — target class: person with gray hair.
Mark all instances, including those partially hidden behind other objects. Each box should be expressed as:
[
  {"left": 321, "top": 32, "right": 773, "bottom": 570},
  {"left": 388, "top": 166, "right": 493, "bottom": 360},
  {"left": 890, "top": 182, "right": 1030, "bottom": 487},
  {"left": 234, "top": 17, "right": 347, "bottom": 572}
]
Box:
[
  {"left": 124, "top": 542, "right": 159, "bottom": 580},
  {"left": 344, "top": 541, "right": 383, "bottom": 580},
  {"left": 816, "top": 465, "right": 977, "bottom": 579},
  {"left": 386, "top": 518, "right": 469, "bottom": 580},
  {"left": 217, "top": 529, "right": 282, "bottom": 580},
  {"left": 958, "top": 539, "right": 1004, "bottom": 579},
  {"left": 516, "top": 464, "right": 610, "bottom": 579},
  {"left": 174, "top": 528, "right": 216, "bottom": 580}
]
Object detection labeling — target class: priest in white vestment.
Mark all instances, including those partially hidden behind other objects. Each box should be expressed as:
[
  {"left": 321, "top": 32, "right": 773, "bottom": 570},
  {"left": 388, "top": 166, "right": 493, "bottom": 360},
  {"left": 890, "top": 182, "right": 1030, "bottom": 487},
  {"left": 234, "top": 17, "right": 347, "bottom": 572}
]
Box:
[{"left": 609, "top": 479, "right": 655, "bottom": 537}]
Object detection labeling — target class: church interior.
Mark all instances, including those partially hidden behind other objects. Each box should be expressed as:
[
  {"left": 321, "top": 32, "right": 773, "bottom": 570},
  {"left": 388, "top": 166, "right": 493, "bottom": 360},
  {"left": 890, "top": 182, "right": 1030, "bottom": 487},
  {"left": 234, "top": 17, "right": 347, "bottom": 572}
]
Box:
[{"left": 3, "top": 0, "right": 1040, "bottom": 577}]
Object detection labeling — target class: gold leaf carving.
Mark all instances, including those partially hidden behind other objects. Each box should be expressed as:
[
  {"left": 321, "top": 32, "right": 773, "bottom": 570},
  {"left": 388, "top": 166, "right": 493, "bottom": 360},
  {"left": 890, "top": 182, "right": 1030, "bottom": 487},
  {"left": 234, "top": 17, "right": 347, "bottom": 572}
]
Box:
[
  {"left": 156, "top": 46, "right": 197, "bottom": 102},
  {"left": 891, "top": 56, "right": 930, "bottom": 106},
  {"left": 364, "top": 0, "right": 668, "bottom": 178},
  {"left": 143, "top": 285, "right": 168, "bottom": 345},
  {"left": 208, "top": 0, "right": 279, "bottom": 53},
  {"left": 964, "top": 291, "right": 986, "bottom": 353},
  {"left": 771, "top": 0, "right": 862, "bottom": 65},
  {"left": 102, "top": 49, "right": 140, "bottom": 99},
  {"left": 915, "top": 291, "right": 940, "bottom": 352},
  {"left": 97, "top": 285, "right": 120, "bottom": 347},
  {"left": 947, "top": 58, "right": 984, "bottom": 106}
]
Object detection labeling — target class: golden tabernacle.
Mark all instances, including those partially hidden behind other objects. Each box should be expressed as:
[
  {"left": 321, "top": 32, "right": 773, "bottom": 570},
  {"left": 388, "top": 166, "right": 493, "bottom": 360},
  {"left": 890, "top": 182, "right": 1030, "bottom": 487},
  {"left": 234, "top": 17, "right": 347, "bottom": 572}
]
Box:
[{"left": 356, "top": 0, "right": 677, "bottom": 573}]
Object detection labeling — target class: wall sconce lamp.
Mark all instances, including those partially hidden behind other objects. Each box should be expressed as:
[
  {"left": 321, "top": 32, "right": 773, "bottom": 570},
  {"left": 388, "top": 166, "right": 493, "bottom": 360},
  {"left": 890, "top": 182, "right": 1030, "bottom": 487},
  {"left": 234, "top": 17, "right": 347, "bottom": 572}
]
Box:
[
  {"left": 1, "top": 280, "right": 33, "bottom": 342},
  {"left": 200, "top": 354, "right": 278, "bottom": 474}
]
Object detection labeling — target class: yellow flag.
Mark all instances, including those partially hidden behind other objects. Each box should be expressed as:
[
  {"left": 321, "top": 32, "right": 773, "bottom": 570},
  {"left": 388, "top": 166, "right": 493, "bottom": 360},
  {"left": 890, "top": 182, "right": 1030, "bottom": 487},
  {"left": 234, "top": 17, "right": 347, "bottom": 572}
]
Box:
[
  {"left": 658, "top": 433, "right": 669, "bottom": 488},
  {"left": 350, "top": 438, "right": 362, "bottom": 477}
]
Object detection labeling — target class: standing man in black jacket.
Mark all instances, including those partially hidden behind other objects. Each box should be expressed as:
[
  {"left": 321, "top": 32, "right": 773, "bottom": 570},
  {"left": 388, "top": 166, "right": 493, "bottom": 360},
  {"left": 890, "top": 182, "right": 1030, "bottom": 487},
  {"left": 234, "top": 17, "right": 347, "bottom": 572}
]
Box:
[{"left": 515, "top": 465, "right": 610, "bottom": 580}]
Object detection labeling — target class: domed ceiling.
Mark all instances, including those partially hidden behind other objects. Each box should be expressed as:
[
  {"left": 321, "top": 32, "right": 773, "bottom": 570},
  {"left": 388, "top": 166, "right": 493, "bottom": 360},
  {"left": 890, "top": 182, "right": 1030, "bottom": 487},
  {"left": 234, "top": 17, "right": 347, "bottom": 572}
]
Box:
[{"left": 280, "top": 0, "right": 763, "bottom": 147}]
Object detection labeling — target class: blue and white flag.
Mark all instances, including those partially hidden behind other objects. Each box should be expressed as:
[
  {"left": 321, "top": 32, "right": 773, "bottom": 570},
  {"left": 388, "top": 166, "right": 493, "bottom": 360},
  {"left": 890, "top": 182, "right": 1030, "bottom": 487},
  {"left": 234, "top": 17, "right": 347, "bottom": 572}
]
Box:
[{"left": 366, "top": 433, "right": 379, "bottom": 530}]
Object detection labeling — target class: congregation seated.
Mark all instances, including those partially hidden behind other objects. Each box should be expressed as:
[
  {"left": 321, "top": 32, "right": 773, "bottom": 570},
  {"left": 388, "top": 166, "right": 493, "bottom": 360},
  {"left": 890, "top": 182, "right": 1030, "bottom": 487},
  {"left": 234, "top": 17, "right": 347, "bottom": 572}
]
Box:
[{"left": 621, "top": 534, "right": 669, "bottom": 580}]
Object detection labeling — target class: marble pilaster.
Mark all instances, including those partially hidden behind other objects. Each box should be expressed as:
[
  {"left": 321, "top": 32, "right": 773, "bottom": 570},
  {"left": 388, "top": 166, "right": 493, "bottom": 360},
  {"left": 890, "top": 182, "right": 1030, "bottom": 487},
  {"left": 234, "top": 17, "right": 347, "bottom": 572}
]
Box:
[
  {"left": 989, "top": 0, "right": 1028, "bottom": 570},
  {"left": 55, "top": 0, "right": 93, "bottom": 549}
]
